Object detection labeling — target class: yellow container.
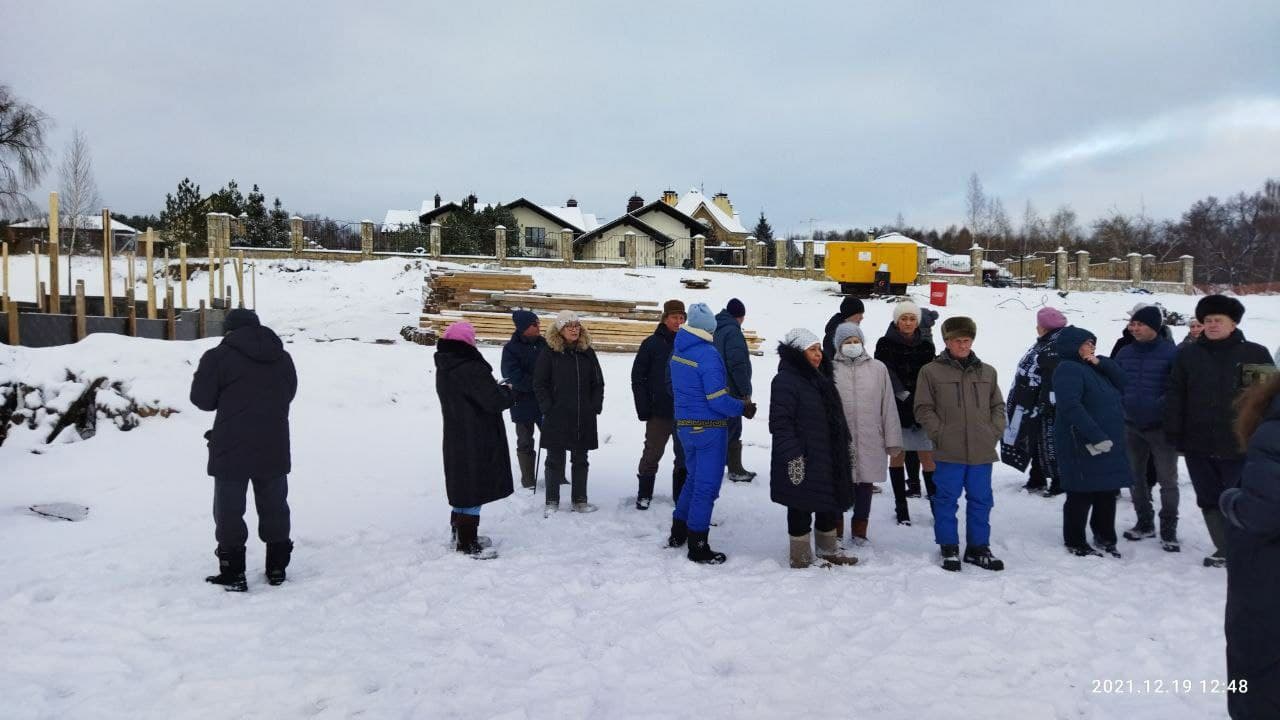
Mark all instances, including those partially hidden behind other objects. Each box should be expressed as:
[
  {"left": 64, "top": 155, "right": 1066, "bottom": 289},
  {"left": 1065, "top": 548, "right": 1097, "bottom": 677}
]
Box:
[{"left": 823, "top": 241, "right": 919, "bottom": 296}]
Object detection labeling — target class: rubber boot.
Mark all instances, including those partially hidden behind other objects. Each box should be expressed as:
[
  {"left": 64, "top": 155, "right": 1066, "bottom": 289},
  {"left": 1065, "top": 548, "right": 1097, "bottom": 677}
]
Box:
[
  {"left": 1202, "top": 508, "right": 1227, "bottom": 567},
  {"left": 636, "top": 474, "right": 656, "bottom": 510},
  {"left": 789, "top": 534, "right": 814, "bottom": 569},
  {"left": 727, "top": 441, "right": 755, "bottom": 482},
  {"left": 206, "top": 546, "right": 248, "bottom": 592},
  {"left": 889, "top": 466, "right": 910, "bottom": 525},
  {"left": 905, "top": 452, "right": 923, "bottom": 497},
  {"left": 455, "top": 514, "right": 497, "bottom": 559},
  {"left": 265, "top": 540, "right": 293, "bottom": 586},
  {"left": 815, "top": 529, "right": 858, "bottom": 566}
]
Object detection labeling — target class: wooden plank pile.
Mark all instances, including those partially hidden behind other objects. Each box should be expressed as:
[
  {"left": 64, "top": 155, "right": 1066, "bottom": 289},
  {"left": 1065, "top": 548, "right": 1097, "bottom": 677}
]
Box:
[{"left": 422, "top": 269, "right": 536, "bottom": 314}]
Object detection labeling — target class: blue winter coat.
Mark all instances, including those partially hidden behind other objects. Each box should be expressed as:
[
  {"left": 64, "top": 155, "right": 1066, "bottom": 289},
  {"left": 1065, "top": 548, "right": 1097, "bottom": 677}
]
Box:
[
  {"left": 713, "top": 310, "right": 752, "bottom": 398},
  {"left": 501, "top": 331, "right": 547, "bottom": 424},
  {"left": 1051, "top": 327, "right": 1134, "bottom": 493},
  {"left": 1221, "top": 392, "right": 1280, "bottom": 718},
  {"left": 1113, "top": 336, "right": 1177, "bottom": 430},
  {"left": 671, "top": 326, "right": 744, "bottom": 423},
  {"left": 769, "top": 343, "right": 855, "bottom": 513}
]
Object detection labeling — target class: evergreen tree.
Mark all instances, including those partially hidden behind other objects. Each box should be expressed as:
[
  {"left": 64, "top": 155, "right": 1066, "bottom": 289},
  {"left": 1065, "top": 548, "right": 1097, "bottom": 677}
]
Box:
[
  {"left": 753, "top": 211, "right": 776, "bottom": 265},
  {"left": 441, "top": 202, "right": 522, "bottom": 256},
  {"left": 207, "top": 180, "right": 245, "bottom": 216},
  {"left": 269, "top": 197, "right": 290, "bottom": 248},
  {"left": 160, "top": 177, "right": 205, "bottom": 251},
  {"left": 242, "top": 184, "right": 270, "bottom": 246}
]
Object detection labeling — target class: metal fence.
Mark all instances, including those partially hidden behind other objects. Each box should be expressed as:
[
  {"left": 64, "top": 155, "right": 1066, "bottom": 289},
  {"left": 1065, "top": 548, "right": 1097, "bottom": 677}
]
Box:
[
  {"left": 303, "top": 220, "right": 361, "bottom": 252},
  {"left": 373, "top": 227, "right": 430, "bottom": 255},
  {"left": 440, "top": 226, "right": 495, "bottom": 256}
]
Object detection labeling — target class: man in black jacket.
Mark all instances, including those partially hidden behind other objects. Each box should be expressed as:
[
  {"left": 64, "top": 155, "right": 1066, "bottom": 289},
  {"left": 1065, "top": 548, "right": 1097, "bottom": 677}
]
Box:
[
  {"left": 822, "top": 296, "right": 864, "bottom": 363},
  {"left": 1165, "top": 295, "right": 1274, "bottom": 567},
  {"left": 501, "top": 310, "right": 547, "bottom": 490},
  {"left": 631, "top": 300, "right": 687, "bottom": 510},
  {"left": 190, "top": 309, "right": 298, "bottom": 591}
]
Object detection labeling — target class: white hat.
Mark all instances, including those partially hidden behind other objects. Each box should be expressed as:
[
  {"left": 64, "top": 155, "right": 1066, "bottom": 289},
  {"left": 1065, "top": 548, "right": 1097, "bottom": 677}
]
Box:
[
  {"left": 893, "top": 300, "right": 921, "bottom": 321},
  {"left": 784, "top": 327, "right": 821, "bottom": 352},
  {"left": 553, "top": 310, "right": 580, "bottom": 330}
]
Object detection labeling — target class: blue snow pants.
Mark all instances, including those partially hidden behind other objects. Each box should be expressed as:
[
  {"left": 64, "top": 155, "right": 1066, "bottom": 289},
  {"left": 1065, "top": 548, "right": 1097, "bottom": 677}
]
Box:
[
  {"left": 931, "top": 462, "right": 994, "bottom": 546},
  {"left": 674, "top": 425, "right": 729, "bottom": 533}
]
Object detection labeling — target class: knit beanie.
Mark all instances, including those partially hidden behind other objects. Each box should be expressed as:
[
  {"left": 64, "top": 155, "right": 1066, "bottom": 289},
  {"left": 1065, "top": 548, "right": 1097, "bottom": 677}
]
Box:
[
  {"left": 686, "top": 303, "right": 716, "bottom": 333},
  {"left": 662, "top": 299, "right": 687, "bottom": 319},
  {"left": 833, "top": 321, "right": 864, "bottom": 349},
  {"left": 1131, "top": 305, "right": 1164, "bottom": 333},
  {"left": 726, "top": 298, "right": 746, "bottom": 318},
  {"left": 840, "top": 296, "right": 865, "bottom": 317},
  {"left": 442, "top": 321, "right": 477, "bottom": 346},
  {"left": 1195, "top": 294, "right": 1245, "bottom": 324},
  {"left": 223, "top": 308, "right": 260, "bottom": 334},
  {"left": 553, "top": 310, "right": 580, "bottom": 331},
  {"left": 1036, "top": 306, "right": 1068, "bottom": 330},
  {"left": 893, "top": 300, "right": 921, "bottom": 322},
  {"left": 512, "top": 310, "right": 539, "bottom": 334},
  {"left": 941, "top": 316, "right": 978, "bottom": 341},
  {"left": 784, "top": 327, "right": 821, "bottom": 352}
]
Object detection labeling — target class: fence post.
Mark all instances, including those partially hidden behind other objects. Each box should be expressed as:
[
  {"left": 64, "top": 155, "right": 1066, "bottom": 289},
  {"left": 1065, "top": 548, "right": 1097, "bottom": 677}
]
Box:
[
  {"left": 804, "top": 240, "right": 815, "bottom": 275},
  {"left": 693, "top": 234, "right": 706, "bottom": 271},
  {"left": 1077, "top": 250, "right": 1091, "bottom": 283},
  {"left": 1, "top": 240, "right": 8, "bottom": 299},
  {"left": 560, "top": 228, "right": 574, "bottom": 264},
  {"left": 1128, "top": 252, "right": 1143, "bottom": 286},
  {"left": 235, "top": 251, "right": 246, "bottom": 308},
  {"left": 179, "top": 243, "right": 188, "bottom": 308},
  {"left": 220, "top": 214, "right": 231, "bottom": 254},
  {"left": 361, "top": 220, "right": 374, "bottom": 259},
  {"left": 494, "top": 225, "right": 507, "bottom": 263},
  {"left": 775, "top": 238, "right": 787, "bottom": 270},
  {"left": 75, "top": 280, "right": 87, "bottom": 341},
  {"left": 5, "top": 295, "right": 17, "bottom": 344},
  {"left": 48, "top": 191, "right": 60, "bottom": 313},
  {"left": 197, "top": 299, "right": 207, "bottom": 339},
  {"left": 1055, "top": 247, "right": 1069, "bottom": 290},
  {"left": 290, "top": 216, "right": 304, "bottom": 256},
  {"left": 745, "top": 236, "right": 757, "bottom": 271},
  {"left": 1181, "top": 255, "right": 1195, "bottom": 294},
  {"left": 623, "top": 231, "right": 637, "bottom": 268},
  {"left": 165, "top": 286, "right": 176, "bottom": 339},
  {"left": 102, "top": 209, "right": 113, "bottom": 317},
  {"left": 970, "top": 245, "right": 984, "bottom": 286},
  {"left": 206, "top": 212, "right": 220, "bottom": 258},
  {"left": 145, "top": 229, "right": 157, "bottom": 319},
  {"left": 916, "top": 245, "right": 929, "bottom": 281},
  {"left": 430, "top": 222, "right": 443, "bottom": 259}
]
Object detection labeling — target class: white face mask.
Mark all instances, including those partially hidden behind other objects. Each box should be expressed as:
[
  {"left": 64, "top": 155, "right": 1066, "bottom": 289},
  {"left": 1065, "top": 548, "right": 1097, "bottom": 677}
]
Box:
[{"left": 841, "top": 343, "right": 864, "bottom": 359}]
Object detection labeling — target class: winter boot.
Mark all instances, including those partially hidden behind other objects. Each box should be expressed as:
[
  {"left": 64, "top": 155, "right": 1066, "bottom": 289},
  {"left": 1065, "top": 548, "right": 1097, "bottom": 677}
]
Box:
[
  {"left": 572, "top": 501, "right": 598, "bottom": 513},
  {"left": 672, "top": 467, "right": 687, "bottom": 506},
  {"left": 789, "top": 534, "right": 815, "bottom": 569},
  {"left": 727, "top": 440, "right": 756, "bottom": 482},
  {"left": 851, "top": 518, "right": 869, "bottom": 545},
  {"left": 205, "top": 546, "right": 248, "bottom": 592},
  {"left": 923, "top": 470, "right": 937, "bottom": 501},
  {"left": 668, "top": 518, "right": 688, "bottom": 548},
  {"left": 518, "top": 452, "right": 536, "bottom": 490},
  {"left": 905, "top": 452, "right": 923, "bottom": 497},
  {"left": 816, "top": 529, "right": 859, "bottom": 566},
  {"left": 963, "top": 545, "right": 1005, "bottom": 571},
  {"left": 1160, "top": 519, "right": 1181, "bottom": 553},
  {"left": 450, "top": 512, "right": 492, "bottom": 548},
  {"left": 687, "top": 530, "right": 727, "bottom": 564},
  {"left": 1067, "top": 544, "right": 1104, "bottom": 558},
  {"left": 454, "top": 514, "right": 497, "bottom": 559},
  {"left": 265, "top": 540, "right": 293, "bottom": 586},
  {"left": 889, "top": 466, "right": 910, "bottom": 525},
  {"left": 1202, "top": 508, "right": 1228, "bottom": 567},
  {"left": 1123, "top": 520, "right": 1156, "bottom": 541},
  {"left": 1022, "top": 464, "right": 1046, "bottom": 492},
  {"left": 636, "top": 474, "right": 656, "bottom": 510},
  {"left": 543, "top": 502, "right": 560, "bottom": 518},
  {"left": 940, "top": 544, "right": 961, "bottom": 572},
  {"left": 1101, "top": 544, "right": 1122, "bottom": 559},
  {"left": 835, "top": 512, "right": 844, "bottom": 539}
]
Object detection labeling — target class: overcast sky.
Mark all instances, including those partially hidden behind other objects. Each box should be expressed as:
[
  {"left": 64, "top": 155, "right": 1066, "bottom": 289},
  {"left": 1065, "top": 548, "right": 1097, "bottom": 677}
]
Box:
[{"left": 4, "top": 1, "right": 1278, "bottom": 235}]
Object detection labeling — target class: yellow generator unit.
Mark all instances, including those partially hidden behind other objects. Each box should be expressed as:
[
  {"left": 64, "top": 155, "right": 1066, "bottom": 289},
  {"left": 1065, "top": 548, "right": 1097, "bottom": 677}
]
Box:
[{"left": 823, "top": 240, "right": 919, "bottom": 297}]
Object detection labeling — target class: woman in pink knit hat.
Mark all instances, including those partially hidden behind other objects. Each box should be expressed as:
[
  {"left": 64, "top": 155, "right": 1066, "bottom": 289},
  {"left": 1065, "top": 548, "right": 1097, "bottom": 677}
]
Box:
[{"left": 1000, "top": 307, "right": 1069, "bottom": 496}]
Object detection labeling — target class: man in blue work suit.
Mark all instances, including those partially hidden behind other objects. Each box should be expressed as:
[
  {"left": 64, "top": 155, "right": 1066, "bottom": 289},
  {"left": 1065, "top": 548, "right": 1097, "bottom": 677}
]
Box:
[{"left": 668, "top": 302, "right": 750, "bottom": 564}]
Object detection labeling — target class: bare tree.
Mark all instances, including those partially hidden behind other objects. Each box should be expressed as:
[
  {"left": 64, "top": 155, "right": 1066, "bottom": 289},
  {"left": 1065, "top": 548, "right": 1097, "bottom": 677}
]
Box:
[
  {"left": 0, "top": 85, "right": 53, "bottom": 217},
  {"left": 965, "top": 172, "right": 986, "bottom": 241},
  {"left": 1021, "top": 200, "right": 1045, "bottom": 249},
  {"left": 1047, "top": 205, "right": 1081, "bottom": 246},
  {"left": 987, "top": 196, "right": 1012, "bottom": 248},
  {"left": 59, "top": 128, "right": 101, "bottom": 255}
]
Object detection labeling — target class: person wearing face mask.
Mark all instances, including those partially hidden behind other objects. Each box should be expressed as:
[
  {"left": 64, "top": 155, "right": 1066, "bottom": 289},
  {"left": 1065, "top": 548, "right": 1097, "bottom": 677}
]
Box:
[
  {"left": 874, "top": 300, "right": 937, "bottom": 525},
  {"left": 1165, "top": 295, "right": 1274, "bottom": 567},
  {"left": 829, "top": 323, "right": 903, "bottom": 543}
]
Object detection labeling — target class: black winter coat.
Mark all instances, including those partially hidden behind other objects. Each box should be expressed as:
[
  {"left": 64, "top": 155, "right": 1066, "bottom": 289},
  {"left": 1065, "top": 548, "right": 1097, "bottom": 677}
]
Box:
[
  {"left": 534, "top": 330, "right": 605, "bottom": 451},
  {"left": 435, "top": 339, "right": 515, "bottom": 507},
  {"left": 874, "top": 324, "right": 936, "bottom": 428},
  {"left": 1165, "top": 330, "right": 1274, "bottom": 457},
  {"left": 632, "top": 323, "right": 677, "bottom": 420},
  {"left": 821, "top": 312, "right": 846, "bottom": 364},
  {"left": 190, "top": 325, "right": 297, "bottom": 479},
  {"left": 1221, "top": 393, "right": 1280, "bottom": 719},
  {"left": 769, "top": 343, "right": 854, "bottom": 513},
  {"left": 501, "top": 331, "right": 547, "bottom": 424}
]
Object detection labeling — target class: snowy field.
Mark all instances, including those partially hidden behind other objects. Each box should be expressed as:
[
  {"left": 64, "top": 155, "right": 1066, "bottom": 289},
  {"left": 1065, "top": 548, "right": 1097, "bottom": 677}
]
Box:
[{"left": 3, "top": 256, "right": 1278, "bottom": 720}]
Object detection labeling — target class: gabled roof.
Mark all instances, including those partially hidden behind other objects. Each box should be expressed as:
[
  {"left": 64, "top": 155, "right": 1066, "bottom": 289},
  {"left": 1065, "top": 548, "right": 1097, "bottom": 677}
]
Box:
[
  {"left": 575, "top": 213, "right": 679, "bottom": 249},
  {"left": 419, "top": 201, "right": 465, "bottom": 225},
  {"left": 10, "top": 216, "right": 140, "bottom": 233},
  {"left": 675, "top": 188, "right": 747, "bottom": 234},
  {"left": 504, "top": 198, "right": 599, "bottom": 234},
  {"left": 382, "top": 209, "right": 422, "bottom": 231},
  {"left": 629, "top": 200, "right": 709, "bottom": 237}
]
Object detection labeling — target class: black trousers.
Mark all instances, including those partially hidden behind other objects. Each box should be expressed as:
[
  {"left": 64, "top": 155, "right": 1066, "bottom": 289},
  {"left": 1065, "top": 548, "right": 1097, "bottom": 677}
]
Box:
[
  {"left": 545, "top": 448, "right": 589, "bottom": 504},
  {"left": 787, "top": 508, "right": 839, "bottom": 536},
  {"left": 1062, "top": 490, "right": 1118, "bottom": 548},
  {"left": 214, "top": 476, "right": 291, "bottom": 550},
  {"left": 1184, "top": 454, "right": 1245, "bottom": 509}
]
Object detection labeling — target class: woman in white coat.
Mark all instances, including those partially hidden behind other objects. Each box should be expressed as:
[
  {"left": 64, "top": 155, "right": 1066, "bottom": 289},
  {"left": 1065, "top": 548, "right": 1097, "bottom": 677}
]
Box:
[{"left": 830, "top": 322, "right": 903, "bottom": 542}]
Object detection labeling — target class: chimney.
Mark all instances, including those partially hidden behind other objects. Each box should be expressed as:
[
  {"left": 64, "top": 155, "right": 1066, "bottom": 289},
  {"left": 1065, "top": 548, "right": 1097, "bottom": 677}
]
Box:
[
  {"left": 626, "top": 192, "right": 644, "bottom": 214},
  {"left": 712, "top": 192, "right": 733, "bottom": 216},
  {"left": 662, "top": 189, "right": 678, "bottom": 206},
  {"left": 466, "top": 193, "right": 478, "bottom": 211},
  {"left": 434, "top": 193, "right": 441, "bottom": 209},
  {"left": 566, "top": 197, "right": 578, "bottom": 208}
]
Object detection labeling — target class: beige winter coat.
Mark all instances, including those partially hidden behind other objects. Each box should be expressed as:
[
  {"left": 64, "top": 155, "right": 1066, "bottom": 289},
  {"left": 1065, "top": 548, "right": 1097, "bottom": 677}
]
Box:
[
  {"left": 913, "top": 351, "right": 1006, "bottom": 465},
  {"left": 832, "top": 353, "right": 904, "bottom": 484}
]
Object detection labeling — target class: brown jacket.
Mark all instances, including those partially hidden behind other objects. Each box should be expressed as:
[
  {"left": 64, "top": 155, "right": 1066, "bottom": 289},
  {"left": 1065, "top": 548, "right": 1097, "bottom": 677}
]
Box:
[{"left": 914, "top": 351, "right": 1006, "bottom": 465}]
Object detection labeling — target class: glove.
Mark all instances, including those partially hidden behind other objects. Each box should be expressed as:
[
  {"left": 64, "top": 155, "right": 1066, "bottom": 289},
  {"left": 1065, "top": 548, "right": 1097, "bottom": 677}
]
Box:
[
  {"left": 921, "top": 308, "right": 939, "bottom": 328},
  {"left": 895, "top": 390, "right": 910, "bottom": 401},
  {"left": 742, "top": 402, "right": 758, "bottom": 420},
  {"left": 1085, "top": 439, "right": 1113, "bottom": 456}
]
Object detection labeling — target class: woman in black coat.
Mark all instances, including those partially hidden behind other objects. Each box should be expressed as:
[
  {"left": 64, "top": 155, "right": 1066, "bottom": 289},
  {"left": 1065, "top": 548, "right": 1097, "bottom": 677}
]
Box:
[
  {"left": 435, "top": 322, "right": 515, "bottom": 559},
  {"left": 1221, "top": 373, "right": 1280, "bottom": 719},
  {"left": 874, "top": 303, "right": 938, "bottom": 522},
  {"left": 534, "top": 310, "right": 605, "bottom": 515},
  {"left": 770, "top": 328, "right": 857, "bottom": 568}
]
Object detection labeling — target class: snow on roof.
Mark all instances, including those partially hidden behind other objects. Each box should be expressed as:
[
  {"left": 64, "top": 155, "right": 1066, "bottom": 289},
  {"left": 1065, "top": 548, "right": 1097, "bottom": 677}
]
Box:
[
  {"left": 541, "top": 205, "right": 599, "bottom": 232},
  {"left": 382, "top": 209, "right": 421, "bottom": 231},
  {"left": 9, "top": 216, "right": 140, "bottom": 233},
  {"left": 675, "top": 188, "right": 747, "bottom": 234}
]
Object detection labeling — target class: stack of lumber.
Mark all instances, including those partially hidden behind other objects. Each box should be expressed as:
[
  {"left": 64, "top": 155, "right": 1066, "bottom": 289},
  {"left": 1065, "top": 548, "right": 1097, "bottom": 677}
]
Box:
[
  {"left": 423, "top": 269, "right": 535, "bottom": 313},
  {"left": 458, "top": 291, "right": 663, "bottom": 321}
]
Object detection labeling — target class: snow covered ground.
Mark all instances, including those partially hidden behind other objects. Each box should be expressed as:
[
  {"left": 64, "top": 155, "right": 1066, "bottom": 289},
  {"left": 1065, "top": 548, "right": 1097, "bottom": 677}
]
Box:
[{"left": 3, "top": 256, "right": 1277, "bottom": 719}]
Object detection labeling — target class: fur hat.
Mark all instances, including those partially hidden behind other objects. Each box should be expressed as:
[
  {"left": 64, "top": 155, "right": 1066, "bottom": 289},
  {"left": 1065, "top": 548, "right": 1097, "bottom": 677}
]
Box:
[
  {"left": 1036, "top": 306, "right": 1068, "bottom": 330},
  {"left": 512, "top": 310, "right": 539, "bottom": 334},
  {"left": 893, "top": 300, "right": 921, "bottom": 322},
  {"left": 1195, "top": 294, "right": 1245, "bottom": 324},
  {"left": 941, "top": 316, "right": 977, "bottom": 341},
  {"left": 662, "top": 299, "right": 687, "bottom": 319},
  {"left": 686, "top": 303, "right": 716, "bottom": 333},
  {"left": 442, "top": 321, "right": 476, "bottom": 346},
  {"left": 1131, "top": 305, "right": 1164, "bottom": 333},
  {"left": 784, "top": 327, "right": 821, "bottom": 352},
  {"left": 833, "top": 322, "right": 865, "bottom": 349},
  {"left": 553, "top": 310, "right": 581, "bottom": 331},
  {"left": 840, "top": 296, "right": 865, "bottom": 317},
  {"left": 223, "top": 308, "right": 260, "bottom": 334},
  {"left": 726, "top": 298, "right": 746, "bottom": 318}
]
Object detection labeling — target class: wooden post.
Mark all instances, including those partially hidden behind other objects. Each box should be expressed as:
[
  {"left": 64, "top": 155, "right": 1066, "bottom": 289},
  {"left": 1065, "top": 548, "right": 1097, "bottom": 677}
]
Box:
[
  {"left": 217, "top": 245, "right": 226, "bottom": 305},
  {"left": 197, "top": 299, "right": 207, "bottom": 338},
  {"left": 164, "top": 248, "right": 172, "bottom": 302},
  {"left": 126, "top": 300, "right": 137, "bottom": 337},
  {"left": 235, "top": 250, "right": 246, "bottom": 308},
  {"left": 33, "top": 244, "right": 41, "bottom": 308},
  {"left": 102, "top": 209, "right": 113, "bottom": 317},
  {"left": 179, "top": 242, "right": 188, "bottom": 309},
  {"left": 145, "top": 229, "right": 157, "bottom": 319},
  {"left": 165, "top": 286, "right": 176, "bottom": 340},
  {"left": 74, "top": 280, "right": 87, "bottom": 341},
  {"left": 48, "top": 191, "right": 60, "bottom": 313},
  {"left": 127, "top": 252, "right": 136, "bottom": 307},
  {"left": 251, "top": 262, "right": 257, "bottom": 309},
  {"left": 38, "top": 281, "right": 47, "bottom": 312},
  {"left": 207, "top": 248, "right": 215, "bottom": 307},
  {"left": 1, "top": 241, "right": 8, "bottom": 299},
  {"left": 5, "top": 295, "right": 17, "bottom": 345}
]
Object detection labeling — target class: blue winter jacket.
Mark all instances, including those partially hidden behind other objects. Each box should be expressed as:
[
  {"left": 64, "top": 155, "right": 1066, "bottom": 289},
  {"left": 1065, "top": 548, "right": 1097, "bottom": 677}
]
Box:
[
  {"left": 671, "top": 326, "right": 745, "bottom": 422},
  {"left": 501, "top": 331, "right": 548, "bottom": 424},
  {"left": 1051, "top": 327, "right": 1134, "bottom": 493},
  {"left": 1113, "top": 336, "right": 1177, "bottom": 430},
  {"left": 713, "top": 310, "right": 752, "bottom": 398}
]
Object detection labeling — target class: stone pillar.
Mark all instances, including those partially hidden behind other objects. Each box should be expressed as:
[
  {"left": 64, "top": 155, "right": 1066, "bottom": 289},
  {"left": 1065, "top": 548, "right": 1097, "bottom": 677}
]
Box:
[
  {"left": 429, "top": 222, "right": 442, "bottom": 258},
  {"left": 693, "top": 234, "right": 706, "bottom": 271},
  {"left": 207, "top": 213, "right": 221, "bottom": 255},
  {"left": 775, "top": 239, "right": 787, "bottom": 270},
  {"left": 1181, "top": 255, "right": 1195, "bottom": 294},
  {"left": 623, "top": 231, "right": 637, "bottom": 267},
  {"left": 560, "top": 228, "right": 575, "bottom": 264},
  {"left": 804, "top": 240, "right": 815, "bottom": 274},
  {"left": 361, "top": 220, "right": 374, "bottom": 258},
  {"left": 494, "top": 225, "right": 507, "bottom": 262},
  {"left": 1055, "top": 246, "right": 1069, "bottom": 290},
  {"left": 970, "top": 245, "right": 984, "bottom": 286},
  {"left": 1128, "top": 252, "right": 1143, "bottom": 285},
  {"left": 1077, "top": 250, "right": 1090, "bottom": 282},
  {"left": 290, "top": 216, "right": 304, "bottom": 256},
  {"left": 916, "top": 245, "right": 929, "bottom": 280},
  {"left": 745, "top": 236, "right": 757, "bottom": 271}
]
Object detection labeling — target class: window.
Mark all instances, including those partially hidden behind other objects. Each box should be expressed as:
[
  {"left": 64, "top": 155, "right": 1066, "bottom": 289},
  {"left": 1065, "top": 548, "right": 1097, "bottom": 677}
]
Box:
[
  {"left": 525, "top": 226, "right": 546, "bottom": 248},
  {"left": 618, "top": 240, "right": 626, "bottom": 257}
]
